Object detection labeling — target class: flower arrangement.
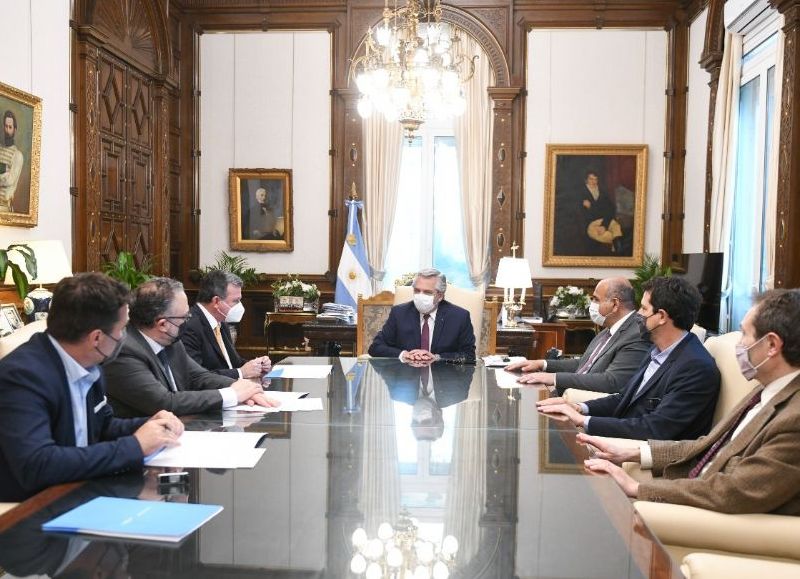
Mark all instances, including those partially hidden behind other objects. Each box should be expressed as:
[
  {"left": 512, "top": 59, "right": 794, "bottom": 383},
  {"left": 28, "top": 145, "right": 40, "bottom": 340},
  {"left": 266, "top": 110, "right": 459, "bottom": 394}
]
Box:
[
  {"left": 549, "top": 285, "right": 590, "bottom": 310},
  {"left": 394, "top": 272, "right": 416, "bottom": 287},
  {"left": 271, "top": 275, "right": 320, "bottom": 301}
]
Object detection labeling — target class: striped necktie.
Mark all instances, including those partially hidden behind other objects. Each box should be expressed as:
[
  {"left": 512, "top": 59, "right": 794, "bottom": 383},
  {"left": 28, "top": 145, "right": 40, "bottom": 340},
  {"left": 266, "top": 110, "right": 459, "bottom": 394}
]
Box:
[{"left": 575, "top": 331, "right": 612, "bottom": 374}]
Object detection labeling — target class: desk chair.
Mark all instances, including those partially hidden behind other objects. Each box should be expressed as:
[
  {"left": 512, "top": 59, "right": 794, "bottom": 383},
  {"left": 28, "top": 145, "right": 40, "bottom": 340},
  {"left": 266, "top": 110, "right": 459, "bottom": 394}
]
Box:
[
  {"left": 394, "top": 284, "right": 498, "bottom": 356},
  {"left": 356, "top": 291, "right": 395, "bottom": 355}
]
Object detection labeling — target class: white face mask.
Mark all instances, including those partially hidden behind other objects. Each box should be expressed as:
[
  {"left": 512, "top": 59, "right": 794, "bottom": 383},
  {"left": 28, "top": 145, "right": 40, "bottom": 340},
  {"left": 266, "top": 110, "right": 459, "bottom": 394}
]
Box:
[
  {"left": 225, "top": 301, "right": 245, "bottom": 323},
  {"left": 413, "top": 293, "right": 436, "bottom": 314},
  {"left": 588, "top": 301, "right": 606, "bottom": 327}
]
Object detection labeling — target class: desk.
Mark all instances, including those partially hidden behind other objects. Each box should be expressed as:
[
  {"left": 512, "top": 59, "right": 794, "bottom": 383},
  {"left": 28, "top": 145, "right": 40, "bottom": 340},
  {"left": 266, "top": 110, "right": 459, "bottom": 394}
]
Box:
[
  {"left": 264, "top": 311, "right": 316, "bottom": 361},
  {"left": 0, "top": 358, "right": 678, "bottom": 578}
]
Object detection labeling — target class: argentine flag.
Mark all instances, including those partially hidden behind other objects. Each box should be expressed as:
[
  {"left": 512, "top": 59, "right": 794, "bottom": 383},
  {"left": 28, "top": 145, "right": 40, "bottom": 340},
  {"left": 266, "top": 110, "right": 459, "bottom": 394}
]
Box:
[{"left": 335, "top": 199, "right": 372, "bottom": 308}]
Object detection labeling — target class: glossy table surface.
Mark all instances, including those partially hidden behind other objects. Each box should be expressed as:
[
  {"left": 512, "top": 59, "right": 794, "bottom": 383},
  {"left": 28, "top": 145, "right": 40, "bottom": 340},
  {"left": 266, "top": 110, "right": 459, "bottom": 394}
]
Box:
[{"left": 0, "top": 358, "right": 680, "bottom": 579}]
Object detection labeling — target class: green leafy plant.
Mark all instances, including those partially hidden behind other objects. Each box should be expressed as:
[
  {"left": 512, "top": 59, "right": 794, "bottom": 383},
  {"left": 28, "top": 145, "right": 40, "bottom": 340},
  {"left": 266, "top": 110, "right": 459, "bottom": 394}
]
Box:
[
  {"left": 102, "top": 251, "right": 153, "bottom": 289},
  {"left": 632, "top": 253, "right": 672, "bottom": 305},
  {"left": 0, "top": 244, "right": 37, "bottom": 298},
  {"left": 271, "top": 275, "right": 320, "bottom": 301},
  {"left": 199, "top": 251, "right": 258, "bottom": 287}
]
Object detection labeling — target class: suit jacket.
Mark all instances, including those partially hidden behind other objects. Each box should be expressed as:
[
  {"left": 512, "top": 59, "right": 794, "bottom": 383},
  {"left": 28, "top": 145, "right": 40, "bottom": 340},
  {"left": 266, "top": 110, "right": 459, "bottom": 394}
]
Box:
[
  {"left": 181, "top": 303, "right": 245, "bottom": 378},
  {"left": 0, "top": 332, "right": 145, "bottom": 502},
  {"left": 370, "top": 358, "right": 474, "bottom": 409},
  {"left": 547, "top": 313, "right": 650, "bottom": 394},
  {"left": 584, "top": 333, "right": 720, "bottom": 440},
  {"left": 104, "top": 325, "right": 235, "bottom": 417},
  {"left": 368, "top": 300, "right": 476, "bottom": 361},
  {"left": 639, "top": 373, "right": 800, "bottom": 515}
]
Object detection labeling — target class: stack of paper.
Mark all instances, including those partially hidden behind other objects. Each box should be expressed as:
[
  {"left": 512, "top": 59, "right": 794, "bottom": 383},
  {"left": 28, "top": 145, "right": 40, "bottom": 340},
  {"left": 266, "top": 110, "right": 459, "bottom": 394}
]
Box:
[
  {"left": 483, "top": 355, "right": 526, "bottom": 367},
  {"left": 145, "top": 431, "right": 266, "bottom": 469},
  {"left": 316, "top": 303, "right": 355, "bottom": 322},
  {"left": 42, "top": 497, "right": 222, "bottom": 543}
]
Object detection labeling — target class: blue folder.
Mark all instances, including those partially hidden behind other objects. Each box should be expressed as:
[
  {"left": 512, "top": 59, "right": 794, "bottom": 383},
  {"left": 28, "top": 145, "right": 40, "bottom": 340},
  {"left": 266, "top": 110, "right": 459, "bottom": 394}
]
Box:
[{"left": 42, "top": 497, "right": 223, "bottom": 543}]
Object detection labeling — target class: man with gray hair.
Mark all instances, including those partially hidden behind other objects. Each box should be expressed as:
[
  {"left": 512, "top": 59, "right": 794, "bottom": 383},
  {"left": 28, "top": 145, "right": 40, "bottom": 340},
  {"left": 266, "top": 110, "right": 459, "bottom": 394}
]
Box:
[
  {"left": 105, "top": 277, "right": 277, "bottom": 417},
  {"left": 369, "top": 268, "right": 475, "bottom": 362},
  {"left": 182, "top": 269, "right": 271, "bottom": 378},
  {"left": 507, "top": 277, "right": 650, "bottom": 394}
]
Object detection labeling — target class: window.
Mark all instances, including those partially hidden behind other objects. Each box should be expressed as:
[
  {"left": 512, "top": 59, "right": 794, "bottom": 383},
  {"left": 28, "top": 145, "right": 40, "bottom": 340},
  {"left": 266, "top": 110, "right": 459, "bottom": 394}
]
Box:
[
  {"left": 382, "top": 121, "right": 472, "bottom": 290},
  {"left": 727, "top": 26, "right": 778, "bottom": 330}
]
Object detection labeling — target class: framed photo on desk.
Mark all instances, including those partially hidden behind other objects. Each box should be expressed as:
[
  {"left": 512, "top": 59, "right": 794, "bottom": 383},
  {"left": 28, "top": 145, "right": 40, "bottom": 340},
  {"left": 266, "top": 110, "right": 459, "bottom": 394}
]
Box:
[{"left": 1, "top": 303, "right": 24, "bottom": 331}]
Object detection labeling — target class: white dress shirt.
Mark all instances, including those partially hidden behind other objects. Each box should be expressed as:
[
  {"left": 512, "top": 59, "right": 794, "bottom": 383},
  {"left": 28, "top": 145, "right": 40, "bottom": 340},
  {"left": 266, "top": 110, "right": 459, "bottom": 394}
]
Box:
[
  {"left": 197, "top": 303, "right": 243, "bottom": 378},
  {"left": 48, "top": 335, "right": 100, "bottom": 447}
]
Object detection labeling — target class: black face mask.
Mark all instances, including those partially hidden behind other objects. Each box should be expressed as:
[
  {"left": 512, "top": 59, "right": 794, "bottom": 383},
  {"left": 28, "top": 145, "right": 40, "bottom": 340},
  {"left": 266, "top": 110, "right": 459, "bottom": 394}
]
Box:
[
  {"left": 163, "top": 318, "right": 188, "bottom": 345},
  {"left": 636, "top": 313, "right": 655, "bottom": 342},
  {"left": 96, "top": 330, "right": 125, "bottom": 365}
]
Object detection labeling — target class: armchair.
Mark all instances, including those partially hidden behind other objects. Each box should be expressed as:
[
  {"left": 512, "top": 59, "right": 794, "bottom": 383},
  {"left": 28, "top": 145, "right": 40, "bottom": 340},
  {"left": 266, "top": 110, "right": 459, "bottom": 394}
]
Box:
[
  {"left": 680, "top": 553, "right": 800, "bottom": 578},
  {"left": 355, "top": 291, "right": 395, "bottom": 355}
]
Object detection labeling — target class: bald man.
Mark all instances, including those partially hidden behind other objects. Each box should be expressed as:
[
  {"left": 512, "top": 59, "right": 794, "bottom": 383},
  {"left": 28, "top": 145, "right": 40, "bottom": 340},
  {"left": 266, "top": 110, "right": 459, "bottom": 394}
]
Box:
[{"left": 507, "top": 278, "right": 649, "bottom": 394}]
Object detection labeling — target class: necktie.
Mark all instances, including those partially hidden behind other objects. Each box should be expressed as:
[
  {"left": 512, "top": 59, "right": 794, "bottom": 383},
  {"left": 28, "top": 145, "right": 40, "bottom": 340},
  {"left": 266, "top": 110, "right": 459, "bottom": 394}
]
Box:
[
  {"left": 213, "top": 325, "right": 233, "bottom": 369},
  {"left": 687, "top": 389, "right": 763, "bottom": 478},
  {"left": 421, "top": 314, "right": 431, "bottom": 352},
  {"left": 156, "top": 349, "right": 177, "bottom": 392},
  {"left": 575, "top": 330, "right": 612, "bottom": 374}
]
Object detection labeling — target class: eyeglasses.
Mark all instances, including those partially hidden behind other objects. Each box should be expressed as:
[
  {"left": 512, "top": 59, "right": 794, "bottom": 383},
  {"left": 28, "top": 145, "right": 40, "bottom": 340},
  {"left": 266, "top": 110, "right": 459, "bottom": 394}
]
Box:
[
  {"left": 103, "top": 328, "right": 127, "bottom": 343},
  {"left": 162, "top": 313, "right": 192, "bottom": 322}
]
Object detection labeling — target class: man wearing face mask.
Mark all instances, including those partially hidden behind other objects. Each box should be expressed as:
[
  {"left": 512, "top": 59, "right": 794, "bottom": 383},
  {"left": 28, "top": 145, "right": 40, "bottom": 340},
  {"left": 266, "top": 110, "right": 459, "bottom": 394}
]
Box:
[
  {"left": 537, "top": 276, "right": 720, "bottom": 440},
  {"left": 368, "top": 268, "right": 476, "bottom": 362},
  {"left": 181, "top": 270, "right": 271, "bottom": 378},
  {"left": 581, "top": 289, "right": 800, "bottom": 515},
  {"left": 104, "top": 277, "right": 278, "bottom": 417},
  {"left": 507, "top": 277, "right": 649, "bottom": 393},
  {"left": 0, "top": 273, "right": 184, "bottom": 501}
]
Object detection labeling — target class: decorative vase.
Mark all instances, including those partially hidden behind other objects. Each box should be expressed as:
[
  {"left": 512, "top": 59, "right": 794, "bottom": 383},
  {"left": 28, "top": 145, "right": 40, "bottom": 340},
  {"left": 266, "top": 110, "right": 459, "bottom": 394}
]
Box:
[
  {"left": 303, "top": 298, "right": 319, "bottom": 313},
  {"left": 555, "top": 308, "right": 570, "bottom": 319},
  {"left": 277, "top": 295, "right": 304, "bottom": 312}
]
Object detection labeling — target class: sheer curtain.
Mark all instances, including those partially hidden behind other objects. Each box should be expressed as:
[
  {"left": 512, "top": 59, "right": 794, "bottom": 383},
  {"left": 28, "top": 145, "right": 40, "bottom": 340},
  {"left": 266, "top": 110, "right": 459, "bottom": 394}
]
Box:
[
  {"left": 763, "top": 16, "right": 784, "bottom": 290},
  {"left": 363, "top": 115, "right": 403, "bottom": 293},
  {"left": 454, "top": 35, "right": 495, "bottom": 291},
  {"left": 709, "top": 31, "right": 742, "bottom": 331}
]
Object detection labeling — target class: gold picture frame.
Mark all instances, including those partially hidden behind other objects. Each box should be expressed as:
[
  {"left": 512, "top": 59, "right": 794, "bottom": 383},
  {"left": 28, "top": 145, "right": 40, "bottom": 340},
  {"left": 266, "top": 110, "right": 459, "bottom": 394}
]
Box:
[
  {"left": 543, "top": 144, "right": 647, "bottom": 268},
  {"left": 229, "top": 168, "right": 293, "bottom": 252},
  {"left": 0, "top": 81, "right": 41, "bottom": 227}
]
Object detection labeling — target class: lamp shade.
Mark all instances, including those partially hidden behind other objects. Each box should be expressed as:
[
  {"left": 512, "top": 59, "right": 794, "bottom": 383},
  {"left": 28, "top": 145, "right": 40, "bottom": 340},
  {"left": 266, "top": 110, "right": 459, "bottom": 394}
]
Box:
[
  {"left": 493, "top": 257, "right": 532, "bottom": 289},
  {"left": 4, "top": 240, "right": 72, "bottom": 286}
]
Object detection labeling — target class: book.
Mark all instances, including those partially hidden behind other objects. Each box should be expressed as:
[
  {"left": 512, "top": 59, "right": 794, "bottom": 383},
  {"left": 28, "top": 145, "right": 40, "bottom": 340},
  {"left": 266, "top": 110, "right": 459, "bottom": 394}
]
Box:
[{"left": 42, "top": 497, "right": 223, "bottom": 543}]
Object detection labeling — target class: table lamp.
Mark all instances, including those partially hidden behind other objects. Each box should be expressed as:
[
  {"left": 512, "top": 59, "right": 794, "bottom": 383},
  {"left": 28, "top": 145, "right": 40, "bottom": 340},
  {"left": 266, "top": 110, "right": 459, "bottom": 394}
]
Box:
[
  {"left": 494, "top": 249, "right": 532, "bottom": 328},
  {"left": 4, "top": 240, "right": 72, "bottom": 322}
]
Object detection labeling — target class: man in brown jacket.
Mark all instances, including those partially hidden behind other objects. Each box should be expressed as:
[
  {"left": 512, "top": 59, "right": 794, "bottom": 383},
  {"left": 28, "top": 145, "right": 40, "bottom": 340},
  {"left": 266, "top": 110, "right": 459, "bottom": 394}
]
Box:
[{"left": 579, "top": 289, "right": 800, "bottom": 515}]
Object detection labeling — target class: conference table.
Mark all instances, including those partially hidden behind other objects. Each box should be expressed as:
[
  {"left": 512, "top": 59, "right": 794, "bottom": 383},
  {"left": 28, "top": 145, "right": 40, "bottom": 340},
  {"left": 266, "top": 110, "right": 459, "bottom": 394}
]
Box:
[{"left": 0, "top": 358, "right": 680, "bottom": 578}]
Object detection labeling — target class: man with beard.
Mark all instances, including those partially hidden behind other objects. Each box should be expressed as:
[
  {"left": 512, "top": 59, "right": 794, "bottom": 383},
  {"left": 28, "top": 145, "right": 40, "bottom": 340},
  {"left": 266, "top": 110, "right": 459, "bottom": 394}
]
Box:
[
  {"left": 249, "top": 186, "right": 283, "bottom": 240},
  {"left": 0, "top": 273, "right": 183, "bottom": 502},
  {"left": 104, "top": 277, "right": 277, "bottom": 417},
  {"left": 0, "top": 110, "right": 24, "bottom": 212}
]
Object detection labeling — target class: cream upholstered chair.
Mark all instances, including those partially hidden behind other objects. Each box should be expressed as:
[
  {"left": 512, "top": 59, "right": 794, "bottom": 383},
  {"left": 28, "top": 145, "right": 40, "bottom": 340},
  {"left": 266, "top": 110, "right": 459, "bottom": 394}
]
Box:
[
  {"left": 394, "top": 284, "right": 497, "bottom": 356},
  {"left": 680, "top": 553, "right": 800, "bottom": 578},
  {"left": 356, "top": 291, "right": 395, "bottom": 355}
]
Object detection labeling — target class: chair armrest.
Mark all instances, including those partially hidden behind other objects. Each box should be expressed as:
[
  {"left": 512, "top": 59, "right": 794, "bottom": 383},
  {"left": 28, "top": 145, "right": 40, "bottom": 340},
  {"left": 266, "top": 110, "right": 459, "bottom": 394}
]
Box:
[
  {"left": 681, "top": 553, "right": 800, "bottom": 579},
  {"left": 634, "top": 501, "right": 800, "bottom": 560},
  {"left": 563, "top": 388, "right": 610, "bottom": 404}
]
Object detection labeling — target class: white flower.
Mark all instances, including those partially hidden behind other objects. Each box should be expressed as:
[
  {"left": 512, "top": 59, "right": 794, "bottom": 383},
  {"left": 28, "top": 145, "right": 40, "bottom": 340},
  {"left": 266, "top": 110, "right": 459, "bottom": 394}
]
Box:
[
  {"left": 568, "top": 286, "right": 581, "bottom": 295},
  {"left": 550, "top": 296, "right": 560, "bottom": 306}
]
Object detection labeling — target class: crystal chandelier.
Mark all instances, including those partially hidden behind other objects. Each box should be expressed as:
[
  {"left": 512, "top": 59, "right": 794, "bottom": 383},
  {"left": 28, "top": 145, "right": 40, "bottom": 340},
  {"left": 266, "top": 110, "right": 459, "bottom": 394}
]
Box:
[
  {"left": 349, "top": 512, "right": 459, "bottom": 579},
  {"left": 352, "top": 0, "right": 477, "bottom": 140}
]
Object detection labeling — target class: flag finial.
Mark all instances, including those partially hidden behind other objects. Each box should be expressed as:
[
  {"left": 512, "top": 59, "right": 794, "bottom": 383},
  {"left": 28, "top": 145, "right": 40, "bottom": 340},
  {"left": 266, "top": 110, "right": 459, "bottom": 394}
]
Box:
[{"left": 349, "top": 182, "right": 359, "bottom": 201}]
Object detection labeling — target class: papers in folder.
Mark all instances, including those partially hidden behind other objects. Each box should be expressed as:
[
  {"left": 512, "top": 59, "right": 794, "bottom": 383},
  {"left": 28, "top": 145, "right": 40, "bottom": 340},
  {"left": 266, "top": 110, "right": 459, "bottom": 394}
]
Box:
[
  {"left": 42, "top": 497, "right": 222, "bottom": 543},
  {"left": 145, "top": 431, "right": 266, "bottom": 469},
  {"left": 227, "top": 398, "right": 323, "bottom": 413},
  {"left": 266, "top": 364, "right": 332, "bottom": 379}
]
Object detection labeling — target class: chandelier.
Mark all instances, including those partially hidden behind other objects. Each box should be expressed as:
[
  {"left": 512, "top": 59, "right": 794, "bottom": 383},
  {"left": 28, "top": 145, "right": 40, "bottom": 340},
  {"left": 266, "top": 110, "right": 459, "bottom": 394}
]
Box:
[
  {"left": 349, "top": 511, "right": 459, "bottom": 579},
  {"left": 352, "top": 0, "right": 477, "bottom": 140}
]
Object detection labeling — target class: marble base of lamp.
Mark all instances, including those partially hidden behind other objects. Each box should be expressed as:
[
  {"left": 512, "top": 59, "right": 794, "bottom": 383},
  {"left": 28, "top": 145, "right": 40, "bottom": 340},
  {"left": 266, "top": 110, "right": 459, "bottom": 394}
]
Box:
[
  {"left": 23, "top": 286, "right": 53, "bottom": 323},
  {"left": 502, "top": 301, "right": 523, "bottom": 328}
]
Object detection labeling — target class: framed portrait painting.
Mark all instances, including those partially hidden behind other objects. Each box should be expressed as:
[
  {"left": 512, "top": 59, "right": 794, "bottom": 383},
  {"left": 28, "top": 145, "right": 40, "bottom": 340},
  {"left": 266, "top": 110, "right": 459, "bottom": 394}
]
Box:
[
  {"left": 543, "top": 144, "right": 647, "bottom": 268},
  {"left": 0, "top": 81, "right": 41, "bottom": 227},
  {"left": 229, "top": 168, "right": 293, "bottom": 252}
]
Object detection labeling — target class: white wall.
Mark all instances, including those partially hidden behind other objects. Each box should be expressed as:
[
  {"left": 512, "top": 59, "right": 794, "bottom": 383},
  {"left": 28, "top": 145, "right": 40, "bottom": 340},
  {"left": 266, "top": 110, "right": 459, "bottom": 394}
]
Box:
[
  {"left": 525, "top": 29, "right": 668, "bottom": 278},
  {"left": 199, "top": 32, "right": 331, "bottom": 274},
  {"left": 684, "top": 8, "right": 711, "bottom": 254},
  {"left": 0, "top": 0, "right": 71, "bottom": 260}
]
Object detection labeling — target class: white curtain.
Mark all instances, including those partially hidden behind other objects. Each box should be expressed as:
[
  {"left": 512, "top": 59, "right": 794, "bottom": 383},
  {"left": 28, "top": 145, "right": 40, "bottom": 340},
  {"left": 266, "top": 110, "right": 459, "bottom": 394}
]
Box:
[
  {"left": 363, "top": 115, "right": 403, "bottom": 293},
  {"left": 709, "top": 31, "right": 742, "bottom": 331},
  {"left": 454, "top": 35, "right": 495, "bottom": 291},
  {"left": 763, "top": 16, "right": 785, "bottom": 290},
  {"left": 443, "top": 374, "right": 487, "bottom": 566},
  {"left": 358, "top": 365, "right": 400, "bottom": 535}
]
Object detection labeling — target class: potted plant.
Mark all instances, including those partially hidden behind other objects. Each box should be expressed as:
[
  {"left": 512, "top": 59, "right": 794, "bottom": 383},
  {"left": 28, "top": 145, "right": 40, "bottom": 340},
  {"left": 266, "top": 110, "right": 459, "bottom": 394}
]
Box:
[
  {"left": 632, "top": 254, "right": 672, "bottom": 306},
  {"left": 549, "top": 285, "right": 590, "bottom": 319},
  {"left": 271, "top": 275, "right": 320, "bottom": 312},
  {"left": 0, "top": 243, "right": 37, "bottom": 298},
  {"left": 197, "top": 251, "right": 258, "bottom": 287},
  {"left": 102, "top": 251, "right": 153, "bottom": 289}
]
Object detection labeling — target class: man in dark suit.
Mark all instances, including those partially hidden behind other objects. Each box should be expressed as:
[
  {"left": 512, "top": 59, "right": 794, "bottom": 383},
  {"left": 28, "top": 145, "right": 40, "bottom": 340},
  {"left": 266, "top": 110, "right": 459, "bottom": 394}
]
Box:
[
  {"left": 368, "top": 268, "right": 475, "bottom": 362},
  {"left": 182, "top": 270, "right": 271, "bottom": 378},
  {"left": 538, "top": 277, "right": 720, "bottom": 441},
  {"left": 582, "top": 290, "right": 800, "bottom": 515},
  {"left": 507, "top": 277, "right": 649, "bottom": 394},
  {"left": 0, "top": 273, "right": 182, "bottom": 502},
  {"left": 104, "top": 277, "right": 276, "bottom": 417}
]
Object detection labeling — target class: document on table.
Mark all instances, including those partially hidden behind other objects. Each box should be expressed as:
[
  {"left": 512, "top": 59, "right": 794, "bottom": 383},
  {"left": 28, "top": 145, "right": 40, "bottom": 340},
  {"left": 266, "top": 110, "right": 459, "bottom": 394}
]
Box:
[
  {"left": 266, "top": 364, "right": 333, "bottom": 379},
  {"left": 483, "top": 355, "right": 526, "bottom": 367},
  {"left": 494, "top": 368, "right": 523, "bottom": 389},
  {"left": 226, "top": 397, "right": 324, "bottom": 413},
  {"left": 145, "top": 431, "right": 266, "bottom": 469},
  {"left": 42, "top": 497, "right": 222, "bottom": 543}
]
